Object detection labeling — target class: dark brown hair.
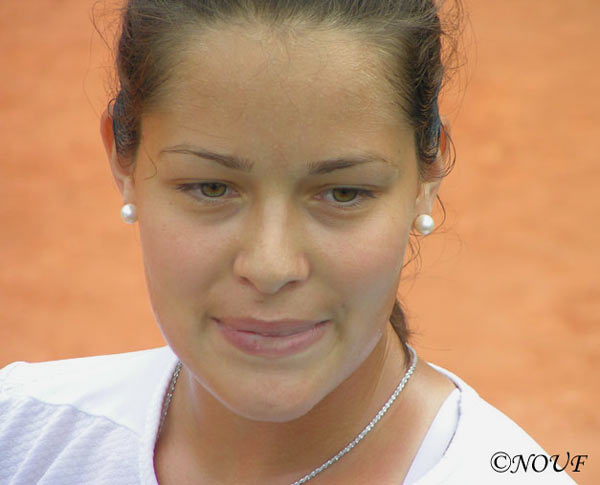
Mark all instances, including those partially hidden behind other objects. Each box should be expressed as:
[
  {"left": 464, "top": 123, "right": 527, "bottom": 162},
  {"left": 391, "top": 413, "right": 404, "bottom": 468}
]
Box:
[{"left": 107, "top": 0, "right": 461, "bottom": 364}]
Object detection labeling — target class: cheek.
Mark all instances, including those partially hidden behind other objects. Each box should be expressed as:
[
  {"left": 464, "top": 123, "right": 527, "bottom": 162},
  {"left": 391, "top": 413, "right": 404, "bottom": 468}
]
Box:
[
  {"left": 320, "top": 215, "right": 411, "bottom": 307},
  {"left": 136, "top": 198, "right": 227, "bottom": 316},
  {"left": 318, "top": 217, "right": 410, "bottom": 365}
]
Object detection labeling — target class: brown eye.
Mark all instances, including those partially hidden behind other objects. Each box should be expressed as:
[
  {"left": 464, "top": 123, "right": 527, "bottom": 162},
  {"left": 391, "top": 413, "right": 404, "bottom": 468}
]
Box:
[
  {"left": 331, "top": 188, "right": 359, "bottom": 203},
  {"left": 323, "top": 187, "right": 378, "bottom": 210},
  {"left": 175, "top": 182, "right": 233, "bottom": 206},
  {"left": 200, "top": 183, "right": 227, "bottom": 198}
]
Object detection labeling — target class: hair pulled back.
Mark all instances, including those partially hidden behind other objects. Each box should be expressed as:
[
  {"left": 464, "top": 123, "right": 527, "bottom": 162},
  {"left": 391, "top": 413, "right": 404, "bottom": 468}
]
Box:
[{"left": 109, "top": 0, "right": 460, "bottom": 363}]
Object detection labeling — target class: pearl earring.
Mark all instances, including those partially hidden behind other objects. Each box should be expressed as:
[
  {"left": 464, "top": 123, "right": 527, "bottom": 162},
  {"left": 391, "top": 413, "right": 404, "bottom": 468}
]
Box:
[
  {"left": 120, "top": 203, "right": 138, "bottom": 224},
  {"left": 413, "top": 214, "right": 434, "bottom": 235}
]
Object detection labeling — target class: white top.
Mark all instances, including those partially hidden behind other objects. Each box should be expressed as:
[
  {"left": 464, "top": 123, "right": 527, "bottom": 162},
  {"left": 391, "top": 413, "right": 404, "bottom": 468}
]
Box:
[
  {"left": 403, "top": 388, "right": 461, "bottom": 483},
  {"left": 0, "top": 346, "right": 576, "bottom": 484}
]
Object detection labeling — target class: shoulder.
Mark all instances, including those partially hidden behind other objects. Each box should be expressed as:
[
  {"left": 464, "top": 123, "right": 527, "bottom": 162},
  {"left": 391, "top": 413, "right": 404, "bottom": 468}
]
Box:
[
  {"left": 0, "top": 346, "right": 179, "bottom": 484},
  {"left": 415, "top": 362, "right": 577, "bottom": 485},
  {"left": 0, "top": 346, "right": 177, "bottom": 432}
]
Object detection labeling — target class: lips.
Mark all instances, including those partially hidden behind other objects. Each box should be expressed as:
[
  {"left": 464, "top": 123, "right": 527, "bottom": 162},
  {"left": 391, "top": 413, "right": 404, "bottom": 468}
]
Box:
[
  {"left": 214, "top": 317, "right": 326, "bottom": 336},
  {"left": 213, "top": 318, "right": 332, "bottom": 357}
]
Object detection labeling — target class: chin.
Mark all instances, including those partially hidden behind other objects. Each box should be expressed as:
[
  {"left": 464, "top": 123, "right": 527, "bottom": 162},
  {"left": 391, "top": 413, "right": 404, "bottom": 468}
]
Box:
[{"left": 213, "top": 379, "right": 326, "bottom": 423}]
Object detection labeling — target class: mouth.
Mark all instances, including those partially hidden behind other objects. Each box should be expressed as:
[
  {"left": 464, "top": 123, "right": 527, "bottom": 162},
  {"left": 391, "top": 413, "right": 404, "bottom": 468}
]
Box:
[
  {"left": 213, "top": 317, "right": 328, "bottom": 336},
  {"left": 236, "top": 328, "right": 314, "bottom": 337},
  {"left": 212, "top": 318, "right": 331, "bottom": 357}
]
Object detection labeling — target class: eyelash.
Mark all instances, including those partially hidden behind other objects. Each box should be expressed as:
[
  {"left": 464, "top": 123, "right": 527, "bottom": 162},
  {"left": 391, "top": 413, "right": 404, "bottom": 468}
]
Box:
[{"left": 175, "top": 182, "right": 378, "bottom": 210}]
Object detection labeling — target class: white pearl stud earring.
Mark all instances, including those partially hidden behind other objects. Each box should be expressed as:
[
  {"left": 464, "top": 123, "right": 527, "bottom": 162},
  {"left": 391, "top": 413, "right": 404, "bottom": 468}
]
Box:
[
  {"left": 413, "top": 214, "right": 435, "bottom": 235},
  {"left": 120, "top": 203, "right": 138, "bottom": 224}
]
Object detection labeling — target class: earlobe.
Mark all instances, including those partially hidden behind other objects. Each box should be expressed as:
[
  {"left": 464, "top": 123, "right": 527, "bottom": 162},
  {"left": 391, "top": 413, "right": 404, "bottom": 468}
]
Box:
[
  {"left": 415, "top": 176, "right": 442, "bottom": 216},
  {"left": 413, "top": 174, "right": 442, "bottom": 236}
]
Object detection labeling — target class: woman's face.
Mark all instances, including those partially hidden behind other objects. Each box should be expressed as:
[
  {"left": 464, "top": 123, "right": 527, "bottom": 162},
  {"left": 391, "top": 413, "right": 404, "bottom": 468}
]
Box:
[{"left": 107, "top": 25, "right": 439, "bottom": 422}]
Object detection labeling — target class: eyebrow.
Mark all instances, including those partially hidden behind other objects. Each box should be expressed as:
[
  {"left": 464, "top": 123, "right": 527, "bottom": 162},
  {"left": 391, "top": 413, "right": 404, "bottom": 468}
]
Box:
[{"left": 159, "top": 145, "right": 395, "bottom": 175}]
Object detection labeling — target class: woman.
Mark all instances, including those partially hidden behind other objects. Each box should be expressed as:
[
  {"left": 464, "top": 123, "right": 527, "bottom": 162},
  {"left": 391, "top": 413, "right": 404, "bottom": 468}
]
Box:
[{"left": 0, "top": 0, "right": 577, "bottom": 483}]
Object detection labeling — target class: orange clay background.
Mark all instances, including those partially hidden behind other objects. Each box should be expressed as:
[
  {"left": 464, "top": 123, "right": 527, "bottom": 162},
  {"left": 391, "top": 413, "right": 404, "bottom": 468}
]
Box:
[{"left": 1, "top": 1, "right": 598, "bottom": 482}]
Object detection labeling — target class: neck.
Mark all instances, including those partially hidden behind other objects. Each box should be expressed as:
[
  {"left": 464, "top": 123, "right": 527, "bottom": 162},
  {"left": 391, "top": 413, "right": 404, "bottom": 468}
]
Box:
[{"left": 161, "top": 325, "right": 413, "bottom": 483}]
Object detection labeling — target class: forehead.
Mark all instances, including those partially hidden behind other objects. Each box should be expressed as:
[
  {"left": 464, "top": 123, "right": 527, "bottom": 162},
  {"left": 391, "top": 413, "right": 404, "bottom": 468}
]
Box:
[{"left": 146, "top": 24, "right": 412, "bottom": 163}]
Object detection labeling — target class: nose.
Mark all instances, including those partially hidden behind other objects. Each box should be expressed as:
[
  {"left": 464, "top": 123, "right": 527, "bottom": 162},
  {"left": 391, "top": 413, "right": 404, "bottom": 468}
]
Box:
[{"left": 233, "top": 201, "right": 309, "bottom": 295}]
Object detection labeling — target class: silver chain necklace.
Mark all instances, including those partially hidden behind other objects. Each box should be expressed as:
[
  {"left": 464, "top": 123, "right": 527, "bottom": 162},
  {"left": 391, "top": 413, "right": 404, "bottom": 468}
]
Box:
[{"left": 158, "top": 344, "right": 418, "bottom": 484}]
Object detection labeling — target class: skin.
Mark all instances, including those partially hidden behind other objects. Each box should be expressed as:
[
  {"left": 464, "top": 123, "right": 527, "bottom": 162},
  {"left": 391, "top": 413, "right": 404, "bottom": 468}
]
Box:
[{"left": 101, "top": 23, "right": 456, "bottom": 484}]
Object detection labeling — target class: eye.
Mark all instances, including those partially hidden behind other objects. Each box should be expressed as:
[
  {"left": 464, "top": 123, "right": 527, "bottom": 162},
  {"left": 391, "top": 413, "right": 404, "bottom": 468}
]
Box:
[
  {"left": 175, "top": 182, "right": 234, "bottom": 205},
  {"left": 323, "top": 187, "right": 378, "bottom": 210},
  {"left": 196, "top": 182, "right": 227, "bottom": 198},
  {"left": 175, "top": 182, "right": 378, "bottom": 210}
]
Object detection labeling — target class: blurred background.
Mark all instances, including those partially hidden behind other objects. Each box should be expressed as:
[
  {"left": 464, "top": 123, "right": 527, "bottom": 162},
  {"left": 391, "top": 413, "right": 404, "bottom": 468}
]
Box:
[{"left": 0, "top": 0, "right": 597, "bottom": 482}]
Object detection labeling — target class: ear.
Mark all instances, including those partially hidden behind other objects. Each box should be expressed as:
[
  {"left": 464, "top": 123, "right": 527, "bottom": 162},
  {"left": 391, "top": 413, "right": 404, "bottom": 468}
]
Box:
[
  {"left": 414, "top": 171, "right": 442, "bottom": 216},
  {"left": 100, "top": 108, "right": 136, "bottom": 203},
  {"left": 414, "top": 119, "right": 450, "bottom": 216}
]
